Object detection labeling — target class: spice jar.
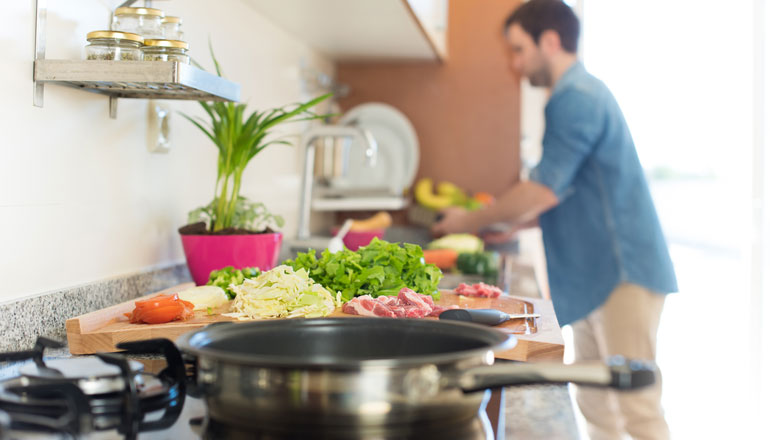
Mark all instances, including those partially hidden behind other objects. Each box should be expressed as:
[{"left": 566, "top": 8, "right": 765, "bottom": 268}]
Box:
[
  {"left": 85, "top": 30, "right": 143, "bottom": 61},
  {"left": 161, "top": 16, "right": 184, "bottom": 40},
  {"left": 112, "top": 7, "right": 164, "bottom": 39},
  {"left": 142, "top": 39, "right": 190, "bottom": 64}
]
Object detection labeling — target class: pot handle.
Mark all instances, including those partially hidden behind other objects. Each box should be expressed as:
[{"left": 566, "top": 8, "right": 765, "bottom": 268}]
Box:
[{"left": 459, "top": 355, "right": 657, "bottom": 393}]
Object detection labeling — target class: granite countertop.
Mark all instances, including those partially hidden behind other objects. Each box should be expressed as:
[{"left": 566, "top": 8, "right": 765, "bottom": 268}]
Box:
[{"left": 504, "top": 385, "right": 579, "bottom": 439}]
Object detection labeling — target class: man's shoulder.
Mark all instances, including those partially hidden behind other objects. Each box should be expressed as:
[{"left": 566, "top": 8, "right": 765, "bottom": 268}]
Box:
[{"left": 554, "top": 69, "right": 608, "bottom": 102}]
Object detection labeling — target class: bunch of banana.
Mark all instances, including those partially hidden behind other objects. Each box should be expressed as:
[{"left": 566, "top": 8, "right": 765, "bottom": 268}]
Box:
[{"left": 414, "top": 178, "right": 489, "bottom": 211}]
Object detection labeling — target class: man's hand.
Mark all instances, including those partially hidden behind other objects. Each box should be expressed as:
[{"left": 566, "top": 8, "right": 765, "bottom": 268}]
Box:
[{"left": 431, "top": 206, "right": 474, "bottom": 237}]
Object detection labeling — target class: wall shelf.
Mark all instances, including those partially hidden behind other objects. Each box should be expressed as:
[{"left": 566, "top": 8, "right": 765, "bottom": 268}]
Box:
[
  {"left": 32, "top": 0, "right": 241, "bottom": 118},
  {"left": 34, "top": 60, "right": 240, "bottom": 102}
]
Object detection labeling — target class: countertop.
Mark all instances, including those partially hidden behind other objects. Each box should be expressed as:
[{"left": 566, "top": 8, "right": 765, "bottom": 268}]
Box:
[{"left": 0, "top": 227, "right": 578, "bottom": 439}]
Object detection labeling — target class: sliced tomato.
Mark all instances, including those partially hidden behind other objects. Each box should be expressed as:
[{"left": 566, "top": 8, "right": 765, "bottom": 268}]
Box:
[
  {"left": 134, "top": 293, "right": 180, "bottom": 309},
  {"left": 128, "top": 293, "right": 195, "bottom": 324}
]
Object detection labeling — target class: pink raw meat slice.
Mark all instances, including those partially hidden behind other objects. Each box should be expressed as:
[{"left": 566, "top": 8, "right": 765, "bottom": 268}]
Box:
[
  {"left": 428, "top": 304, "right": 460, "bottom": 317},
  {"left": 376, "top": 295, "right": 400, "bottom": 307},
  {"left": 453, "top": 282, "right": 503, "bottom": 298},
  {"left": 389, "top": 306, "right": 407, "bottom": 318},
  {"left": 342, "top": 296, "right": 396, "bottom": 317},
  {"left": 404, "top": 306, "right": 430, "bottom": 318},
  {"left": 474, "top": 283, "right": 503, "bottom": 298},
  {"left": 454, "top": 283, "right": 475, "bottom": 296},
  {"left": 398, "top": 287, "right": 434, "bottom": 313},
  {"left": 343, "top": 288, "right": 447, "bottom": 319}
]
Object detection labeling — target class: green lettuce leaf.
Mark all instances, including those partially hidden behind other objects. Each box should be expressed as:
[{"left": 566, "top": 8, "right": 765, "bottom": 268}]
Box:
[{"left": 284, "top": 238, "right": 442, "bottom": 301}]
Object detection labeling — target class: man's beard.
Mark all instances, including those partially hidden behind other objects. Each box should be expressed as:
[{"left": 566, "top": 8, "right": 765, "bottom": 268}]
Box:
[{"left": 528, "top": 65, "right": 552, "bottom": 87}]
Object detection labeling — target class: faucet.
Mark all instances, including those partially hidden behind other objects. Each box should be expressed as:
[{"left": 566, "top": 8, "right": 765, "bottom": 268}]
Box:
[{"left": 296, "top": 125, "right": 378, "bottom": 240}]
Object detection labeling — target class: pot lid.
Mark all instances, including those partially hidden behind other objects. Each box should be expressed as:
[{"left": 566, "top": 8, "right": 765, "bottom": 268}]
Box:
[{"left": 177, "top": 318, "right": 516, "bottom": 369}]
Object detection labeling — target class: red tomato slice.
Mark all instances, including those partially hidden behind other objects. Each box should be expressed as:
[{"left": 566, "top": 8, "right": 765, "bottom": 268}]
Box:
[
  {"left": 135, "top": 293, "right": 179, "bottom": 309},
  {"left": 135, "top": 305, "right": 184, "bottom": 324},
  {"left": 128, "top": 293, "right": 195, "bottom": 324}
]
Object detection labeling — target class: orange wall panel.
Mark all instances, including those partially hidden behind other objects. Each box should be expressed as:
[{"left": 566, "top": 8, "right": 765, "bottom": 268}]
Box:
[{"left": 337, "top": 0, "right": 523, "bottom": 196}]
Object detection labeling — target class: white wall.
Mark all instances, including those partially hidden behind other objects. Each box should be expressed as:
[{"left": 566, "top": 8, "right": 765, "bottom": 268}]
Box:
[{"left": 0, "top": 0, "right": 334, "bottom": 301}]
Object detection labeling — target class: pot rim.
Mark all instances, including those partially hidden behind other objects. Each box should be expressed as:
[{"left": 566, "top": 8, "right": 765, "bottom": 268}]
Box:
[{"left": 176, "top": 318, "right": 517, "bottom": 370}]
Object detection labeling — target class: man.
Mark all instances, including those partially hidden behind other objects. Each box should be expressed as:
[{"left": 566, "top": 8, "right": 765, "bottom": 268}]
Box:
[{"left": 432, "top": 1, "right": 677, "bottom": 439}]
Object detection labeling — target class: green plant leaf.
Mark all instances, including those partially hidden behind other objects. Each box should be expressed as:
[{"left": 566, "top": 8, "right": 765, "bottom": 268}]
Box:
[{"left": 180, "top": 44, "right": 333, "bottom": 231}]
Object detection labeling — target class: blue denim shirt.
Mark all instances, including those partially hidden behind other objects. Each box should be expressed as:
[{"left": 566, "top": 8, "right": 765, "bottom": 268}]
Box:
[{"left": 530, "top": 62, "right": 677, "bottom": 326}]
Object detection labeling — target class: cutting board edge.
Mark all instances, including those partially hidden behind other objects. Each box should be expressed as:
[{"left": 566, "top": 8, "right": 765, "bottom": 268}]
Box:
[{"left": 65, "top": 284, "right": 565, "bottom": 360}]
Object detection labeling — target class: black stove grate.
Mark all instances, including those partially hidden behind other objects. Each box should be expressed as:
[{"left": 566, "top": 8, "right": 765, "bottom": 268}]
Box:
[{"left": 0, "top": 337, "right": 186, "bottom": 439}]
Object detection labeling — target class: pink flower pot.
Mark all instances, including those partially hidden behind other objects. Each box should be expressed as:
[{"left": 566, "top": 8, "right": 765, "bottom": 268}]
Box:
[
  {"left": 180, "top": 232, "right": 282, "bottom": 285},
  {"left": 329, "top": 228, "right": 385, "bottom": 251}
]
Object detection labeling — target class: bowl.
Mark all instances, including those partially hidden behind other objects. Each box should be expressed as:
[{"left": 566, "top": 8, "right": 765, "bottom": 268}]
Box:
[{"left": 329, "top": 227, "right": 385, "bottom": 250}]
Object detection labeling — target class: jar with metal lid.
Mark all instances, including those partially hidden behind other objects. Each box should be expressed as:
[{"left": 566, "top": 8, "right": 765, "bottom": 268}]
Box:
[
  {"left": 142, "top": 39, "right": 190, "bottom": 64},
  {"left": 161, "top": 16, "right": 184, "bottom": 40},
  {"left": 85, "top": 30, "right": 143, "bottom": 61},
  {"left": 111, "top": 7, "right": 164, "bottom": 39}
]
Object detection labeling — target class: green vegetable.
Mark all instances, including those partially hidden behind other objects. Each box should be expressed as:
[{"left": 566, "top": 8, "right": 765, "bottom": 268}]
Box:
[
  {"left": 227, "top": 265, "right": 339, "bottom": 319},
  {"left": 206, "top": 266, "right": 261, "bottom": 299},
  {"left": 207, "top": 307, "right": 214, "bottom": 315},
  {"left": 284, "top": 238, "right": 443, "bottom": 302},
  {"left": 428, "top": 234, "right": 484, "bottom": 254},
  {"left": 181, "top": 42, "right": 333, "bottom": 233},
  {"left": 464, "top": 198, "right": 483, "bottom": 211},
  {"left": 456, "top": 252, "right": 499, "bottom": 278}
]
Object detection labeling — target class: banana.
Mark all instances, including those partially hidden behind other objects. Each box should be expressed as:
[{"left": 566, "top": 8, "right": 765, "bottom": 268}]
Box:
[
  {"left": 414, "top": 178, "right": 453, "bottom": 210},
  {"left": 350, "top": 211, "right": 393, "bottom": 231},
  {"left": 437, "top": 181, "right": 467, "bottom": 205}
]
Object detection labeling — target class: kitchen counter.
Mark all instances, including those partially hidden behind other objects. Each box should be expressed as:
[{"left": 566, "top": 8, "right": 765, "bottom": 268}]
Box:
[{"left": 0, "top": 229, "right": 577, "bottom": 439}]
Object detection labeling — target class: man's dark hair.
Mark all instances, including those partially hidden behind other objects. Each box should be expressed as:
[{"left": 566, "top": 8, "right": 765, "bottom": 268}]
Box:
[{"left": 504, "top": 0, "right": 580, "bottom": 53}]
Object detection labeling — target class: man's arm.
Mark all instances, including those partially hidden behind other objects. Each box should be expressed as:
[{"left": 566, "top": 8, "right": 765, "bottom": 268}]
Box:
[{"left": 432, "top": 180, "right": 558, "bottom": 236}]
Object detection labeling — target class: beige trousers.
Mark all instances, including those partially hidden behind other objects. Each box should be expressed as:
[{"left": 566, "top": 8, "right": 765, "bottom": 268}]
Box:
[{"left": 571, "top": 283, "right": 669, "bottom": 440}]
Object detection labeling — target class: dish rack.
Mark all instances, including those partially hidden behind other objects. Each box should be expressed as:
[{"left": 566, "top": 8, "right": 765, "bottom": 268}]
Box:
[{"left": 32, "top": 0, "right": 240, "bottom": 118}]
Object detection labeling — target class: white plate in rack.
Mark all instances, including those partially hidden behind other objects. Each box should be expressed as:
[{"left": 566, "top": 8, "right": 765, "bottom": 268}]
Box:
[{"left": 334, "top": 102, "right": 419, "bottom": 195}]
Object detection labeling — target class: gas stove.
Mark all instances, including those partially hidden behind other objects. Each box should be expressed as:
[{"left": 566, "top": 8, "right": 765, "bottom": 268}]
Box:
[
  {"left": 0, "top": 337, "right": 192, "bottom": 439},
  {"left": 0, "top": 338, "right": 494, "bottom": 440}
]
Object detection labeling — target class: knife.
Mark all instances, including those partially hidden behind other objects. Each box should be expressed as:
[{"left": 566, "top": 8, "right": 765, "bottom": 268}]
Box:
[{"left": 438, "top": 309, "right": 540, "bottom": 326}]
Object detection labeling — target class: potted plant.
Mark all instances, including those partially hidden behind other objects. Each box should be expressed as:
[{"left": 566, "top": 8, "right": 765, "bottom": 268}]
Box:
[{"left": 178, "top": 49, "right": 331, "bottom": 285}]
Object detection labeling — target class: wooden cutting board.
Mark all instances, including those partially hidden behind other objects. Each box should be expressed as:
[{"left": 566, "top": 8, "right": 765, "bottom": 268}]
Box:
[{"left": 66, "top": 284, "right": 564, "bottom": 361}]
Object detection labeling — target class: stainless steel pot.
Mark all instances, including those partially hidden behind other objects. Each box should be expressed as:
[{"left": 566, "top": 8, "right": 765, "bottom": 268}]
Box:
[{"left": 176, "top": 318, "right": 655, "bottom": 431}]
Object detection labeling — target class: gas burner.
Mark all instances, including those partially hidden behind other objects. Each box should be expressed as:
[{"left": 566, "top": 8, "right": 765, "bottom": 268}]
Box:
[{"left": 0, "top": 337, "right": 186, "bottom": 439}]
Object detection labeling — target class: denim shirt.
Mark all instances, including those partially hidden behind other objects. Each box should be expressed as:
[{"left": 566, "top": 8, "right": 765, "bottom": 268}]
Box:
[{"left": 530, "top": 62, "right": 678, "bottom": 326}]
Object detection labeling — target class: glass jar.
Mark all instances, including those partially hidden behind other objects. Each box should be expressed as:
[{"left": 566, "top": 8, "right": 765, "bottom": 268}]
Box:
[
  {"left": 85, "top": 31, "right": 143, "bottom": 61},
  {"left": 111, "top": 7, "right": 164, "bottom": 39},
  {"left": 142, "top": 39, "right": 190, "bottom": 64},
  {"left": 161, "top": 16, "right": 184, "bottom": 40}
]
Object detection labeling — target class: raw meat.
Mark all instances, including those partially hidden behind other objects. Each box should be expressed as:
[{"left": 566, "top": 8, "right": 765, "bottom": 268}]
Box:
[
  {"left": 428, "top": 304, "right": 459, "bottom": 317},
  {"left": 397, "top": 288, "right": 433, "bottom": 314},
  {"left": 454, "top": 282, "right": 503, "bottom": 298},
  {"left": 341, "top": 295, "right": 396, "bottom": 318},
  {"left": 342, "top": 288, "right": 448, "bottom": 319}
]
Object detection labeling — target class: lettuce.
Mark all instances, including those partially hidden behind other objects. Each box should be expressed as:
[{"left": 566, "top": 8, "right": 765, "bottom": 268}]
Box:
[
  {"left": 226, "top": 265, "right": 339, "bottom": 320},
  {"left": 284, "top": 238, "right": 443, "bottom": 302}
]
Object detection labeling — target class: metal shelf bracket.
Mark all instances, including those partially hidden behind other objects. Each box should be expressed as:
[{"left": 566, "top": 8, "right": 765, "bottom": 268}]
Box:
[{"left": 33, "top": 0, "right": 47, "bottom": 108}]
